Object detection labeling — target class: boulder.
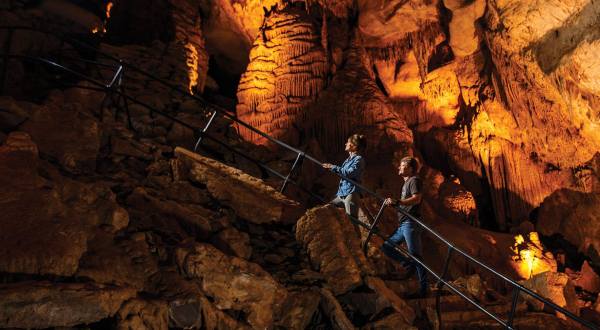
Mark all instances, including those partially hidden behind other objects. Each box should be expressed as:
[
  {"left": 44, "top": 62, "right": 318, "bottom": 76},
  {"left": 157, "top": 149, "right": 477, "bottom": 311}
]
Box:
[
  {"left": 0, "top": 132, "right": 125, "bottom": 276},
  {"left": 116, "top": 299, "right": 169, "bottom": 330},
  {"left": 76, "top": 231, "right": 159, "bottom": 291},
  {"left": 365, "top": 276, "right": 416, "bottom": 325},
  {"left": 174, "top": 147, "right": 304, "bottom": 224},
  {"left": 175, "top": 242, "right": 288, "bottom": 329},
  {"left": 21, "top": 94, "right": 101, "bottom": 173},
  {"left": 537, "top": 190, "right": 600, "bottom": 265},
  {"left": 573, "top": 261, "right": 600, "bottom": 293},
  {"left": 275, "top": 289, "right": 321, "bottom": 330},
  {"left": 319, "top": 288, "right": 356, "bottom": 330},
  {"left": 214, "top": 227, "right": 252, "bottom": 259},
  {"left": 126, "top": 187, "right": 214, "bottom": 238},
  {"left": 521, "top": 271, "right": 579, "bottom": 319},
  {"left": 0, "top": 281, "right": 135, "bottom": 328},
  {"left": 295, "top": 205, "right": 371, "bottom": 295}
]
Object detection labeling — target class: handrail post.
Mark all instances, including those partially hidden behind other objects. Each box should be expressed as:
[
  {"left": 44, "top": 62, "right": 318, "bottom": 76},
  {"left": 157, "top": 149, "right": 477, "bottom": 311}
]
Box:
[
  {"left": 435, "top": 246, "right": 454, "bottom": 330},
  {"left": 362, "top": 201, "right": 387, "bottom": 255},
  {"left": 506, "top": 287, "right": 521, "bottom": 328},
  {"left": 119, "top": 85, "right": 134, "bottom": 130},
  {"left": 193, "top": 110, "right": 218, "bottom": 152},
  {"left": 280, "top": 152, "right": 305, "bottom": 193}
]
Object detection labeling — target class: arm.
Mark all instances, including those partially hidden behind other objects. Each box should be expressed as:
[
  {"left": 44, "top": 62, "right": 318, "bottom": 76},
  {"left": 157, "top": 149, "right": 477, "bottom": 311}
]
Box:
[
  {"left": 331, "top": 156, "right": 363, "bottom": 179},
  {"left": 400, "top": 177, "right": 422, "bottom": 205},
  {"left": 384, "top": 178, "right": 423, "bottom": 206},
  {"left": 384, "top": 194, "right": 421, "bottom": 206},
  {"left": 398, "top": 193, "right": 422, "bottom": 206}
]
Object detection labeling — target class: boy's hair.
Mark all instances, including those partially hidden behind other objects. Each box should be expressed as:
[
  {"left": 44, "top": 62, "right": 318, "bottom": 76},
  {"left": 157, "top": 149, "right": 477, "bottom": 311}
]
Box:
[
  {"left": 348, "top": 134, "right": 367, "bottom": 153},
  {"left": 400, "top": 156, "right": 419, "bottom": 172}
]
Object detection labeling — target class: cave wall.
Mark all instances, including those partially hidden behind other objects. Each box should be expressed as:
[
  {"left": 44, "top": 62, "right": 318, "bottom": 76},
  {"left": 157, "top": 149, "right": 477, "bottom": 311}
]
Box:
[{"left": 227, "top": 0, "right": 600, "bottom": 242}]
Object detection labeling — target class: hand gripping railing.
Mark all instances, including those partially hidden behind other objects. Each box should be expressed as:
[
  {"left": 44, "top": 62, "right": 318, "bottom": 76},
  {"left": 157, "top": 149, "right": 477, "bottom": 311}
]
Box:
[{"left": 1, "top": 26, "right": 597, "bottom": 330}]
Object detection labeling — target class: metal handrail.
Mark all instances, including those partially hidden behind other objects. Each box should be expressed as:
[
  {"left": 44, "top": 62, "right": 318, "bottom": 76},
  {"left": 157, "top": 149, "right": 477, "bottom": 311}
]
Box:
[{"left": 1, "top": 26, "right": 597, "bottom": 330}]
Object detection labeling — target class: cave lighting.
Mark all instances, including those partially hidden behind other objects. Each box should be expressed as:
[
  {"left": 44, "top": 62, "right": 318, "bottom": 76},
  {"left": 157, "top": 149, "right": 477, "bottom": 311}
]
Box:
[{"left": 511, "top": 232, "right": 554, "bottom": 279}]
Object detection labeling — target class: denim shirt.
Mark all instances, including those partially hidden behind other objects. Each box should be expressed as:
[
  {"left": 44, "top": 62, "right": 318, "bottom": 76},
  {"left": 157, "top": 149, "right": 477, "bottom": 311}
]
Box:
[{"left": 331, "top": 154, "right": 365, "bottom": 197}]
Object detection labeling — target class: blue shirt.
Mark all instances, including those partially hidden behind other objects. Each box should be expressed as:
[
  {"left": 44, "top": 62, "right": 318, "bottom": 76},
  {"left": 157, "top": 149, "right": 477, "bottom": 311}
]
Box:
[{"left": 331, "top": 154, "right": 365, "bottom": 197}]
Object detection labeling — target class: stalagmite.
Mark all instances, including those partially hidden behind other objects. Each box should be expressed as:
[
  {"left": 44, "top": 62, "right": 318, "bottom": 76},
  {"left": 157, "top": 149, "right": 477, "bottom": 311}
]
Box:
[{"left": 236, "top": 4, "right": 328, "bottom": 145}]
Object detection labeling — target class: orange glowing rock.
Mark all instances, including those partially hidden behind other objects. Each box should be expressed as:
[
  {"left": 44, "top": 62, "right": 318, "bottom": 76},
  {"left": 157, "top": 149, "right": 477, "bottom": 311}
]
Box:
[
  {"left": 510, "top": 232, "right": 557, "bottom": 280},
  {"left": 443, "top": 0, "right": 485, "bottom": 57},
  {"left": 106, "top": 2, "right": 113, "bottom": 19},
  {"left": 184, "top": 43, "right": 199, "bottom": 94},
  {"left": 236, "top": 5, "right": 328, "bottom": 145}
]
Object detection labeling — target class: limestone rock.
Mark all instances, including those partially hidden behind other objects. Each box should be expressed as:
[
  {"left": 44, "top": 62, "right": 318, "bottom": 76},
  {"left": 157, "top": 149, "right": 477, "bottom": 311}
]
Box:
[
  {"left": 199, "top": 0, "right": 279, "bottom": 75},
  {"left": 126, "top": 187, "right": 214, "bottom": 238},
  {"left": 21, "top": 95, "right": 101, "bottom": 173},
  {"left": 236, "top": 4, "right": 328, "bottom": 145},
  {"left": 359, "top": 0, "right": 444, "bottom": 81},
  {"left": 443, "top": 0, "right": 486, "bottom": 57},
  {"left": 0, "top": 281, "right": 136, "bottom": 328},
  {"left": 306, "top": 46, "right": 413, "bottom": 155},
  {"left": 295, "top": 205, "right": 369, "bottom": 295},
  {"left": 275, "top": 289, "right": 321, "bottom": 330},
  {"left": 175, "top": 147, "right": 304, "bottom": 224},
  {"left": 365, "top": 276, "right": 416, "bottom": 325},
  {"left": 424, "top": 218, "right": 524, "bottom": 282},
  {"left": 573, "top": 261, "right": 600, "bottom": 293},
  {"left": 106, "top": 0, "right": 208, "bottom": 94},
  {"left": 197, "top": 295, "right": 252, "bottom": 330},
  {"left": 76, "top": 231, "right": 159, "bottom": 291},
  {"left": 537, "top": 190, "right": 600, "bottom": 265},
  {"left": 362, "top": 313, "right": 417, "bottom": 330},
  {"left": 175, "top": 242, "right": 288, "bottom": 329},
  {"left": 214, "top": 227, "right": 252, "bottom": 259},
  {"left": 170, "top": 0, "right": 210, "bottom": 93},
  {"left": 422, "top": 167, "right": 478, "bottom": 226},
  {"left": 521, "top": 271, "right": 579, "bottom": 319},
  {"left": 319, "top": 288, "right": 356, "bottom": 330},
  {"left": 146, "top": 269, "right": 249, "bottom": 329},
  {"left": 0, "top": 134, "right": 78, "bottom": 275},
  {"left": 116, "top": 299, "right": 169, "bottom": 330},
  {"left": 485, "top": 0, "right": 600, "bottom": 169}
]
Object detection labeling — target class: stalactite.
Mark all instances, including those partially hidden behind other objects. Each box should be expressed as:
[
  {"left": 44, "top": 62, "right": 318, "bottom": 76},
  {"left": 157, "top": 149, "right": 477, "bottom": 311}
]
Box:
[{"left": 411, "top": 21, "right": 443, "bottom": 87}]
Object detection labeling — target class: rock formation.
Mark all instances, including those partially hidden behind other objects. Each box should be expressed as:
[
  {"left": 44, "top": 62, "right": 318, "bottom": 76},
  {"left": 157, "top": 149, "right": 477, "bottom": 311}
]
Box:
[{"left": 1, "top": 0, "right": 599, "bottom": 328}]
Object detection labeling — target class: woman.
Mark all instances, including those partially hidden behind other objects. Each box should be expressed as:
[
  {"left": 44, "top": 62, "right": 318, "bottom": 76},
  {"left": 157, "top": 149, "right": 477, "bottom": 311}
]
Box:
[{"left": 322, "top": 134, "right": 367, "bottom": 221}]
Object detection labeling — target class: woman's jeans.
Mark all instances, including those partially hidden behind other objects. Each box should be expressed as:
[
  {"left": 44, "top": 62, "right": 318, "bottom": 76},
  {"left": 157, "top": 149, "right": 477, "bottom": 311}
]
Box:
[
  {"left": 330, "top": 193, "right": 359, "bottom": 219},
  {"left": 331, "top": 193, "right": 362, "bottom": 238},
  {"left": 381, "top": 220, "right": 427, "bottom": 293}
]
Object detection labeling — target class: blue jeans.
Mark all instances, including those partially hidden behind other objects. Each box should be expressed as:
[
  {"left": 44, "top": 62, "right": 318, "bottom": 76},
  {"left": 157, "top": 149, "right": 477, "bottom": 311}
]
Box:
[{"left": 381, "top": 220, "right": 427, "bottom": 293}]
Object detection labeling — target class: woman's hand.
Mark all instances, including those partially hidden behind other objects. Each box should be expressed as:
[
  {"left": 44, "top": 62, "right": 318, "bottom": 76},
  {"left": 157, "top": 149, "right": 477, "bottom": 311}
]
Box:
[
  {"left": 384, "top": 197, "right": 395, "bottom": 206},
  {"left": 322, "top": 163, "right": 334, "bottom": 169}
]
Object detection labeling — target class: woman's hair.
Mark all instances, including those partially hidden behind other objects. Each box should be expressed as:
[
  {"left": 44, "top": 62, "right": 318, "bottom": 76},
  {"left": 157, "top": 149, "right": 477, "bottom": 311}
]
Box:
[
  {"left": 400, "top": 156, "right": 419, "bottom": 172},
  {"left": 348, "top": 134, "right": 367, "bottom": 153}
]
